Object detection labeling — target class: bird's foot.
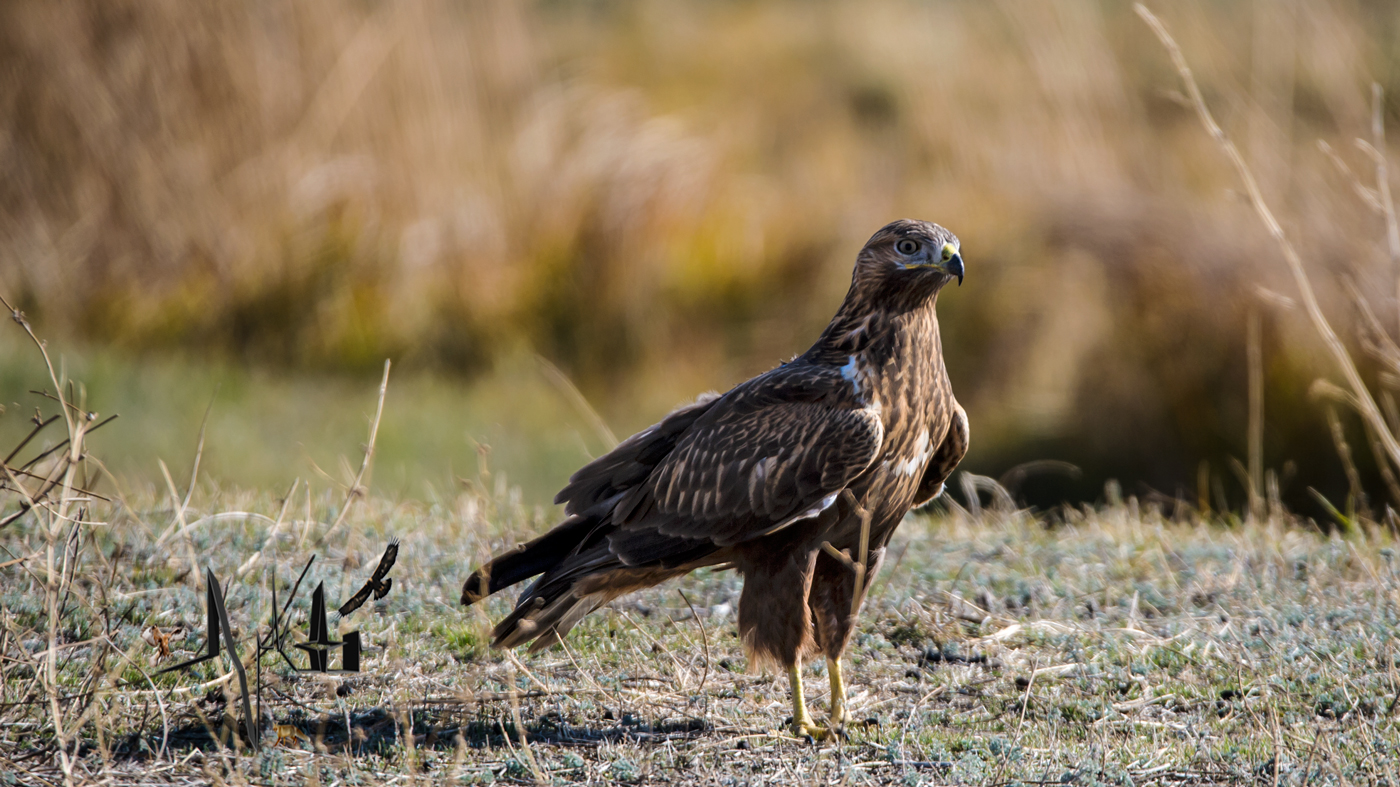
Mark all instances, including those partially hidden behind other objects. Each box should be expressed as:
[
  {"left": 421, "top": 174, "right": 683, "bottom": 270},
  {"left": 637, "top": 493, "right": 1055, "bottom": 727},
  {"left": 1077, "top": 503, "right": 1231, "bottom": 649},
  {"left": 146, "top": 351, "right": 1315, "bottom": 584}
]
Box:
[
  {"left": 786, "top": 662, "right": 846, "bottom": 741},
  {"left": 789, "top": 718, "right": 835, "bottom": 741},
  {"left": 826, "top": 656, "right": 849, "bottom": 735}
]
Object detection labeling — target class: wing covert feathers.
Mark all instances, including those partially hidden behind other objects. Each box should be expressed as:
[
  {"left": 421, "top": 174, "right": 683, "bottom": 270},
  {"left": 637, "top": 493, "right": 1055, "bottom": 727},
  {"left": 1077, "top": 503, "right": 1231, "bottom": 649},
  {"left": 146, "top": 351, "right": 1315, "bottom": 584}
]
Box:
[{"left": 461, "top": 365, "right": 883, "bottom": 649}]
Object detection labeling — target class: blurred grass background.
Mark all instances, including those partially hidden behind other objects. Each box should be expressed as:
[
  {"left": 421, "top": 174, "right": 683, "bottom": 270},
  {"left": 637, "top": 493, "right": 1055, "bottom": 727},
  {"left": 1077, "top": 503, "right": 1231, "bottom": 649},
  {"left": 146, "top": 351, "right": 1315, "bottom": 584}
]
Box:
[{"left": 1, "top": 0, "right": 1399, "bottom": 513}]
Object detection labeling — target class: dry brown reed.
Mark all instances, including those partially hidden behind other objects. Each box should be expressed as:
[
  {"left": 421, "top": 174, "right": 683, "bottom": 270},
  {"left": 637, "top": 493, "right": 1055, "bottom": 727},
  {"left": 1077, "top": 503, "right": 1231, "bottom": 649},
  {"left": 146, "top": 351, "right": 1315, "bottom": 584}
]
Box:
[
  {"left": 0, "top": 295, "right": 103, "bottom": 786},
  {"left": 2, "top": 1, "right": 1400, "bottom": 508},
  {"left": 1137, "top": 5, "right": 1400, "bottom": 529}
]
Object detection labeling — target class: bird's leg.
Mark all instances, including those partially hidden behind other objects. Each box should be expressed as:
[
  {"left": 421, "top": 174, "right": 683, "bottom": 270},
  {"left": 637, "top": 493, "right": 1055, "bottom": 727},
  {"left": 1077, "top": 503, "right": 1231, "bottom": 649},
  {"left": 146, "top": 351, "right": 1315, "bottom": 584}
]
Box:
[
  {"left": 827, "top": 656, "right": 849, "bottom": 730},
  {"left": 788, "top": 663, "right": 829, "bottom": 739}
]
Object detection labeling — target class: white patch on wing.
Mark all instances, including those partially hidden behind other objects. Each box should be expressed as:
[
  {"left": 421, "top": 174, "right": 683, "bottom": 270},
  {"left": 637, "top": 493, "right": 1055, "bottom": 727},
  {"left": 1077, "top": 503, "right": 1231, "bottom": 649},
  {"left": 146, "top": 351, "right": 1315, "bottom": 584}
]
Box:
[
  {"left": 885, "top": 429, "right": 934, "bottom": 478},
  {"left": 753, "top": 491, "right": 841, "bottom": 537},
  {"left": 840, "top": 355, "right": 861, "bottom": 394}
]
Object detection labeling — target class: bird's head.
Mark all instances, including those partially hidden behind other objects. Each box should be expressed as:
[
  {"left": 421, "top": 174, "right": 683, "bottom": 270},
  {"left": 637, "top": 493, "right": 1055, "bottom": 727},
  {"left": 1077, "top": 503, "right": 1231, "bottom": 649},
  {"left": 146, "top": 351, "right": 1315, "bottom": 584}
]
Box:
[{"left": 854, "top": 219, "right": 964, "bottom": 303}]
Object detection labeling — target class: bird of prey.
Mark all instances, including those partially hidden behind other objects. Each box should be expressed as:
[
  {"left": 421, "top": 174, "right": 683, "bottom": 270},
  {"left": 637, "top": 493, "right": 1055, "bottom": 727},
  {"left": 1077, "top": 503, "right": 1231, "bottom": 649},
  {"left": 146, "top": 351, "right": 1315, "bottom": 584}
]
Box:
[
  {"left": 463, "top": 219, "right": 968, "bottom": 738},
  {"left": 338, "top": 539, "right": 398, "bottom": 616}
]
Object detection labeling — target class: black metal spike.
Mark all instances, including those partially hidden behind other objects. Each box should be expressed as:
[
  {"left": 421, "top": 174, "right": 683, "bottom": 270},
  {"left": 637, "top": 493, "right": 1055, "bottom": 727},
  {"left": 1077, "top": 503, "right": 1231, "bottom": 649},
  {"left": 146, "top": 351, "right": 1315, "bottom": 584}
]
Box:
[
  {"left": 158, "top": 570, "right": 260, "bottom": 752},
  {"left": 339, "top": 631, "right": 361, "bottom": 672},
  {"left": 295, "top": 582, "right": 342, "bottom": 672}
]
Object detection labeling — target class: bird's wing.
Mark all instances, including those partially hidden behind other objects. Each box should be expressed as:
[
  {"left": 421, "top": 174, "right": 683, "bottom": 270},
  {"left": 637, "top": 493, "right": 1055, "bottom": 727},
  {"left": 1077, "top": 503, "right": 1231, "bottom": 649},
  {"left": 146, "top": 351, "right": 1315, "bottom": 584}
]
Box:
[
  {"left": 338, "top": 540, "right": 399, "bottom": 616},
  {"left": 555, "top": 394, "right": 722, "bottom": 516},
  {"left": 911, "top": 400, "right": 968, "bottom": 508},
  {"left": 337, "top": 583, "right": 375, "bottom": 617},
  {"left": 599, "top": 365, "right": 885, "bottom": 563},
  {"left": 370, "top": 540, "right": 399, "bottom": 583}
]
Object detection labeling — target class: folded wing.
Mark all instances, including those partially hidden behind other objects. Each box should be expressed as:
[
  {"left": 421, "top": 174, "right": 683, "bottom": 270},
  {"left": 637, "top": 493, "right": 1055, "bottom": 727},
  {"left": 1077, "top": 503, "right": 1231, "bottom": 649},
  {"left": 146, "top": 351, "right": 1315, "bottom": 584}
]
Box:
[{"left": 464, "top": 364, "right": 885, "bottom": 649}]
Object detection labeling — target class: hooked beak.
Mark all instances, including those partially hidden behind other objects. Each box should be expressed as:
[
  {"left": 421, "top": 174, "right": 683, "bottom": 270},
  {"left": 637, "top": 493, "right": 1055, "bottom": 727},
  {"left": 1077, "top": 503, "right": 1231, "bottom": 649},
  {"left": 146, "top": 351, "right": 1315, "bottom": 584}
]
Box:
[{"left": 942, "top": 252, "right": 964, "bottom": 286}]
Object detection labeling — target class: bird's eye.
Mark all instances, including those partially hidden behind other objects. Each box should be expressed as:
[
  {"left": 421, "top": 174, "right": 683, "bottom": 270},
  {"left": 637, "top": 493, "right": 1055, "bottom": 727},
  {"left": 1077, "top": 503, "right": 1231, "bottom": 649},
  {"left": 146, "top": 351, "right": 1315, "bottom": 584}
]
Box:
[{"left": 896, "top": 239, "right": 919, "bottom": 255}]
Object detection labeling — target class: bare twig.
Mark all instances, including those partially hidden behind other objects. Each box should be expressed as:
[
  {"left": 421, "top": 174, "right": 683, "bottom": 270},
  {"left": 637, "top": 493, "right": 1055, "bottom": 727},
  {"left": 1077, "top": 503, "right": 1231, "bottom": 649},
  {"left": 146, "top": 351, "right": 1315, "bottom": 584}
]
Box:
[
  {"left": 16, "top": 413, "right": 117, "bottom": 474},
  {"left": 1318, "top": 140, "right": 1384, "bottom": 212},
  {"left": 321, "top": 359, "right": 391, "bottom": 545},
  {"left": 504, "top": 660, "right": 545, "bottom": 784},
  {"left": 0, "top": 295, "right": 73, "bottom": 438},
  {"left": 0, "top": 294, "right": 90, "bottom": 787},
  {"left": 1323, "top": 407, "right": 1364, "bottom": 518},
  {"left": 677, "top": 589, "right": 711, "bottom": 699},
  {"left": 181, "top": 390, "right": 218, "bottom": 514},
  {"left": 2, "top": 415, "right": 61, "bottom": 467}
]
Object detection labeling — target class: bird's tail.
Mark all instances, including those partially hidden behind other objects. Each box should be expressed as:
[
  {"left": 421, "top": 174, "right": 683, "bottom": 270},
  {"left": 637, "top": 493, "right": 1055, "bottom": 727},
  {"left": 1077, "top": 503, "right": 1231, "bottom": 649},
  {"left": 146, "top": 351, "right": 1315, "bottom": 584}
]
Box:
[
  {"left": 463, "top": 513, "right": 701, "bottom": 651},
  {"left": 460, "top": 510, "right": 629, "bottom": 651},
  {"left": 460, "top": 512, "right": 601, "bottom": 607},
  {"left": 462, "top": 502, "right": 717, "bottom": 651},
  {"left": 487, "top": 550, "right": 619, "bottom": 651}
]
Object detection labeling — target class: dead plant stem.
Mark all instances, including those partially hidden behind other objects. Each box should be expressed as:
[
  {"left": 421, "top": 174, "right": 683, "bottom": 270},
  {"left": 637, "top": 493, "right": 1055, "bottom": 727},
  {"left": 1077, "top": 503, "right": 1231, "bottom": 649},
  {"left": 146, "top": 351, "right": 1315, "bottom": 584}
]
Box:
[
  {"left": 1138, "top": 4, "right": 1400, "bottom": 476},
  {"left": 322, "top": 359, "right": 391, "bottom": 545}
]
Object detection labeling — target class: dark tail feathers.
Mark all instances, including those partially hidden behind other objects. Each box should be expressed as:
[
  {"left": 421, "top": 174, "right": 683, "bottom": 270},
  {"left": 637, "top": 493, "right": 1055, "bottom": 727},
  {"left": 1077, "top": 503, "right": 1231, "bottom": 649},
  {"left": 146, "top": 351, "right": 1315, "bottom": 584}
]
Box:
[
  {"left": 461, "top": 514, "right": 624, "bottom": 651},
  {"left": 460, "top": 512, "right": 601, "bottom": 606}
]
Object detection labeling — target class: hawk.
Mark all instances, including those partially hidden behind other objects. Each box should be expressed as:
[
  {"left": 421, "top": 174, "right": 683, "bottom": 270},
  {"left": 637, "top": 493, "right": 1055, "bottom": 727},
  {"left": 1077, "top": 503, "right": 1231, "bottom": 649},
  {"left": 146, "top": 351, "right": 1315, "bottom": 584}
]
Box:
[
  {"left": 338, "top": 539, "right": 398, "bottom": 617},
  {"left": 463, "top": 219, "right": 968, "bottom": 737}
]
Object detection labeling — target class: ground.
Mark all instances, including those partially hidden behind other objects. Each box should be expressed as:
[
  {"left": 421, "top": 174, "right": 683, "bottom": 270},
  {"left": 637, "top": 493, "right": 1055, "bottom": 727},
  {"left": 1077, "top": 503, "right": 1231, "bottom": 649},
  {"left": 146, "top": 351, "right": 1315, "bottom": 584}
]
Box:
[{"left": 3, "top": 480, "right": 1398, "bottom": 787}]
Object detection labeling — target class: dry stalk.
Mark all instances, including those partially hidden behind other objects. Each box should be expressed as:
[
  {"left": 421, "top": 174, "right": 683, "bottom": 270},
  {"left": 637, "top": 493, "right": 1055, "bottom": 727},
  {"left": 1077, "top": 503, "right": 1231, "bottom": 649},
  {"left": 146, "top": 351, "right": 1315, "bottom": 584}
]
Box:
[
  {"left": 1319, "top": 140, "right": 1385, "bottom": 212},
  {"left": 504, "top": 660, "right": 545, "bottom": 785},
  {"left": 0, "top": 297, "right": 84, "bottom": 785},
  {"left": 1347, "top": 280, "right": 1400, "bottom": 377},
  {"left": 677, "top": 589, "right": 711, "bottom": 698},
  {"left": 535, "top": 355, "right": 618, "bottom": 450},
  {"left": 1138, "top": 5, "right": 1400, "bottom": 483},
  {"left": 1323, "top": 407, "right": 1365, "bottom": 516},
  {"left": 157, "top": 459, "right": 201, "bottom": 584},
  {"left": 184, "top": 398, "right": 213, "bottom": 503},
  {"left": 49, "top": 413, "right": 84, "bottom": 780},
  {"left": 559, "top": 638, "right": 623, "bottom": 711},
  {"left": 117, "top": 644, "right": 173, "bottom": 759},
  {"left": 623, "top": 611, "right": 693, "bottom": 689},
  {"left": 321, "top": 359, "right": 391, "bottom": 545},
  {"left": 1248, "top": 307, "right": 1265, "bottom": 521},
  {"left": 1370, "top": 84, "right": 1400, "bottom": 338},
  {"left": 236, "top": 478, "right": 300, "bottom": 579},
  {"left": 0, "top": 295, "right": 138, "bottom": 783}
]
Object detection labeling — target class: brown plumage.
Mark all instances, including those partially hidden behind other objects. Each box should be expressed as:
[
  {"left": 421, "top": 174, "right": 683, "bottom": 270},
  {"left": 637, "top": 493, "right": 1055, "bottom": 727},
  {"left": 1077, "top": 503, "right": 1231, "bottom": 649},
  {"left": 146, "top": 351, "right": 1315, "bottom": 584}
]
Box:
[
  {"left": 338, "top": 539, "right": 398, "bottom": 617},
  {"left": 462, "top": 219, "right": 968, "bottom": 736}
]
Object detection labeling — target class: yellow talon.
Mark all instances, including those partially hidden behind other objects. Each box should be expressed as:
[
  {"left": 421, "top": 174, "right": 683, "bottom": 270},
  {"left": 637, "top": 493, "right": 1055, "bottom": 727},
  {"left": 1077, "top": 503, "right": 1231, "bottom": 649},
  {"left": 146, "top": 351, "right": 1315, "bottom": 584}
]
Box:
[
  {"left": 786, "top": 662, "right": 848, "bottom": 740},
  {"left": 788, "top": 663, "right": 829, "bottom": 739},
  {"left": 827, "top": 656, "right": 848, "bottom": 731}
]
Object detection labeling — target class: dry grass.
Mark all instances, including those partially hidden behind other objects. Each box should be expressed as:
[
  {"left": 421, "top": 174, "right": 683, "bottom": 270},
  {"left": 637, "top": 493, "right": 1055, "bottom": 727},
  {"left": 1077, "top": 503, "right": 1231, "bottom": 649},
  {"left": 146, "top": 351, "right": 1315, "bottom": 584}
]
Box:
[
  {"left": 8, "top": 5, "right": 1400, "bottom": 786},
  {"left": 0, "top": 290, "right": 1396, "bottom": 786},
  {"left": 3, "top": 473, "right": 1400, "bottom": 785}
]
